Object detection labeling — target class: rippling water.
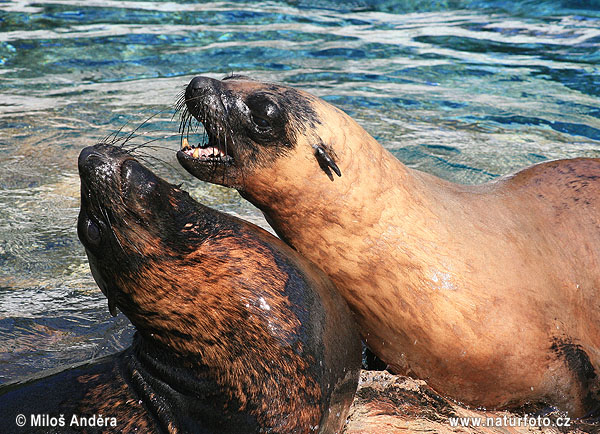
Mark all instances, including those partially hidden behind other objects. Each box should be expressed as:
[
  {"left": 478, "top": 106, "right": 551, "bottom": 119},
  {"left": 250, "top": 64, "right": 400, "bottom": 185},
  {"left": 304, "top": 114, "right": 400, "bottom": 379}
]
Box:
[{"left": 0, "top": 0, "right": 599, "bottom": 383}]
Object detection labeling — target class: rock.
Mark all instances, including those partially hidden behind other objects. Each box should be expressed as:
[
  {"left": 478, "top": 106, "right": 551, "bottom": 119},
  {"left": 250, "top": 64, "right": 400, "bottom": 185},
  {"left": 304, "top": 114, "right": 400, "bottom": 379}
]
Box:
[{"left": 343, "top": 371, "right": 594, "bottom": 434}]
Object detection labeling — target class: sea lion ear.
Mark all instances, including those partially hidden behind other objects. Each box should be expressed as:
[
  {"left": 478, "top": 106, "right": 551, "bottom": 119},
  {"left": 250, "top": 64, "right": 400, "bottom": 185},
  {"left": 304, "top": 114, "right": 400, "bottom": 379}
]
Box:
[{"left": 313, "top": 144, "right": 341, "bottom": 179}]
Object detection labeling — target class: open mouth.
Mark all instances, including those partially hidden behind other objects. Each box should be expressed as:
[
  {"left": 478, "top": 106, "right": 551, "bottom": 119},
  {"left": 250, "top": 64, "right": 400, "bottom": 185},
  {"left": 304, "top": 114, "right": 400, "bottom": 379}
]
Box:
[
  {"left": 176, "top": 93, "right": 243, "bottom": 187},
  {"left": 180, "top": 136, "right": 234, "bottom": 165}
]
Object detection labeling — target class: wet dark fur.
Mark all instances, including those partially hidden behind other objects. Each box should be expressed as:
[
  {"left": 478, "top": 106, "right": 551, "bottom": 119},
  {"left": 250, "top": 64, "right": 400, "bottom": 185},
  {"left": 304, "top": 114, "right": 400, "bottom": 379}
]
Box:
[
  {"left": 551, "top": 337, "right": 600, "bottom": 417},
  {"left": 0, "top": 143, "right": 361, "bottom": 434},
  {"left": 0, "top": 350, "right": 158, "bottom": 433}
]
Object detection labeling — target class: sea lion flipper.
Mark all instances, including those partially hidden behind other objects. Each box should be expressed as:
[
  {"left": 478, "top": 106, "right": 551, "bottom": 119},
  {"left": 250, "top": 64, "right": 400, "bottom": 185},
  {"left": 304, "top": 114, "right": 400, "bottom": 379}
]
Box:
[
  {"left": 313, "top": 144, "right": 341, "bottom": 178},
  {"left": 108, "top": 297, "right": 118, "bottom": 317}
]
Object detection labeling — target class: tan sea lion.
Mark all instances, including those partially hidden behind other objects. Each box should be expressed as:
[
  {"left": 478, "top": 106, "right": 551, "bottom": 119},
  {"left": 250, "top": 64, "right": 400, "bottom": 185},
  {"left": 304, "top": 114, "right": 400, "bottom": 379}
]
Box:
[
  {"left": 176, "top": 75, "right": 600, "bottom": 418},
  {"left": 0, "top": 143, "right": 361, "bottom": 434}
]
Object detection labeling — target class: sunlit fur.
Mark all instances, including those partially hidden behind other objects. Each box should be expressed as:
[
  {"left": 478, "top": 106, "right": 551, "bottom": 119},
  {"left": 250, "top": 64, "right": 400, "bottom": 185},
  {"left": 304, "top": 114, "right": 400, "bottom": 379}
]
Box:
[{"left": 177, "top": 76, "right": 600, "bottom": 418}]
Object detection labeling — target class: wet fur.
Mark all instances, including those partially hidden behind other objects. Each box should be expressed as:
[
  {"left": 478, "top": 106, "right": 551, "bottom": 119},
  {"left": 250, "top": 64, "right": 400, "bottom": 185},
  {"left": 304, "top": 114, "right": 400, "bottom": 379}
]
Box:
[
  {"left": 0, "top": 143, "right": 361, "bottom": 434},
  {"left": 77, "top": 144, "right": 360, "bottom": 433}
]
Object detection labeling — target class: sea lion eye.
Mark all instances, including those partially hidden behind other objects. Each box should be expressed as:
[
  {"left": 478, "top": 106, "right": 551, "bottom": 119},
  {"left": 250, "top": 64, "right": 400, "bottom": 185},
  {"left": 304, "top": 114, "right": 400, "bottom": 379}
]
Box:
[
  {"left": 246, "top": 93, "right": 280, "bottom": 132},
  {"left": 86, "top": 219, "right": 101, "bottom": 245},
  {"left": 252, "top": 114, "right": 271, "bottom": 130}
]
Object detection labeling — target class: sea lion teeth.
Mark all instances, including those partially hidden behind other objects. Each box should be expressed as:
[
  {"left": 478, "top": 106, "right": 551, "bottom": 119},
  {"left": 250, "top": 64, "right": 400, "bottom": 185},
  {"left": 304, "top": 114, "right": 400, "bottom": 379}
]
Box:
[
  {"left": 191, "top": 146, "right": 227, "bottom": 160},
  {"left": 181, "top": 137, "right": 190, "bottom": 150}
]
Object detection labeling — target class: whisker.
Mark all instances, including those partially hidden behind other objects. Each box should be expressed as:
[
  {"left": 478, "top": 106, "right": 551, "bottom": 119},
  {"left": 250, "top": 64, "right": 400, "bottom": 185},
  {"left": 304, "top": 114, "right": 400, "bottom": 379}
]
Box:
[
  {"left": 94, "top": 196, "right": 127, "bottom": 257},
  {"left": 102, "top": 121, "right": 131, "bottom": 147},
  {"left": 131, "top": 149, "right": 181, "bottom": 174},
  {"left": 173, "top": 91, "right": 243, "bottom": 187},
  {"left": 134, "top": 155, "right": 162, "bottom": 173},
  {"left": 133, "top": 143, "right": 179, "bottom": 152},
  {"left": 120, "top": 108, "right": 174, "bottom": 148},
  {"left": 126, "top": 133, "right": 180, "bottom": 153}
]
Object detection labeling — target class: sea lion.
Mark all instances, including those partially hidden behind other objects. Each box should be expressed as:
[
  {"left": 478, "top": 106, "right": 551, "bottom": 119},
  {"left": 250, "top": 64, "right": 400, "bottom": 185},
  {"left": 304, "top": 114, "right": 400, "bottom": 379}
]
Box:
[
  {"left": 176, "top": 75, "right": 600, "bottom": 418},
  {"left": 0, "top": 143, "right": 361, "bottom": 433}
]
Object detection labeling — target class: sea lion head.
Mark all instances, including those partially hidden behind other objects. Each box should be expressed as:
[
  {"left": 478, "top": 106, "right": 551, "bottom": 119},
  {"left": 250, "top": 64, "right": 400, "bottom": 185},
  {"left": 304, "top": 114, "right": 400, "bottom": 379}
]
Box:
[
  {"left": 77, "top": 143, "right": 213, "bottom": 321},
  {"left": 176, "top": 75, "right": 374, "bottom": 192}
]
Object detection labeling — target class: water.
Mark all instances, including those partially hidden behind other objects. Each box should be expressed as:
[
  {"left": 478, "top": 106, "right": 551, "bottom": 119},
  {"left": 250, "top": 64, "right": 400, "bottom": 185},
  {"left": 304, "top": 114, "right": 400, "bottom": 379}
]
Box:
[{"left": 0, "top": 0, "right": 599, "bottom": 383}]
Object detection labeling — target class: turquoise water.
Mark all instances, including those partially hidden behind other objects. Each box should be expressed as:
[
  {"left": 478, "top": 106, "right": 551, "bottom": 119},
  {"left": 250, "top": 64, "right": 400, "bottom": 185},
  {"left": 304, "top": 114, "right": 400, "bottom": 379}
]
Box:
[{"left": 0, "top": 0, "right": 599, "bottom": 383}]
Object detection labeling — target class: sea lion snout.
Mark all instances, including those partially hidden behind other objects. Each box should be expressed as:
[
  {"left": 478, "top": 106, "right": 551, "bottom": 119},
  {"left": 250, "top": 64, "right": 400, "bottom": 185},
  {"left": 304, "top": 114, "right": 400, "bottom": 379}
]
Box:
[
  {"left": 184, "top": 76, "right": 225, "bottom": 124},
  {"left": 79, "top": 144, "right": 160, "bottom": 208},
  {"left": 78, "top": 144, "right": 98, "bottom": 172},
  {"left": 185, "top": 75, "right": 219, "bottom": 103},
  {"left": 78, "top": 144, "right": 134, "bottom": 190},
  {"left": 78, "top": 144, "right": 106, "bottom": 183},
  {"left": 79, "top": 143, "right": 129, "bottom": 170}
]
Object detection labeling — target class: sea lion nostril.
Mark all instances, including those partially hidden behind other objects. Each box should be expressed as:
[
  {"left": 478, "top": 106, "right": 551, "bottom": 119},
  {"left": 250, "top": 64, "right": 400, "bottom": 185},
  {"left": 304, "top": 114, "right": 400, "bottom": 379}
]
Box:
[
  {"left": 78, "top": 145, "right": 99, "bottom": 173},
  {"left": 186, "top": 76, "right": 217, "bottom": 99}
]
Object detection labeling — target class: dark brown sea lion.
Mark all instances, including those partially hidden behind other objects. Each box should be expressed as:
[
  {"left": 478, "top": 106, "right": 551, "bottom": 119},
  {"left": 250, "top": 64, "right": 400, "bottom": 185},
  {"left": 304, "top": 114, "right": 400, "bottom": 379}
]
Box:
[
  {"left": 176, "top": 75, "right": 600, "bottom": 418},
  {"left": 0, "top": 143, "right": 361, "bottom": 433}
]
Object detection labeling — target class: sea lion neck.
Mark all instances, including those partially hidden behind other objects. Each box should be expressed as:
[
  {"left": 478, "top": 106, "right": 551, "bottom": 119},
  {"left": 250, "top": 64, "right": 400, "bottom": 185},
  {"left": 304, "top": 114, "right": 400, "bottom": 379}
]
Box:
[
  {"left": 239, "top": 124, "right": 429, "bottom": 247},
  {"left": 127, "top": 333, "right": 260, "bottom": 433},
  {"left": 237, "top": 119, "right": 470, "bottom": 362}
]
